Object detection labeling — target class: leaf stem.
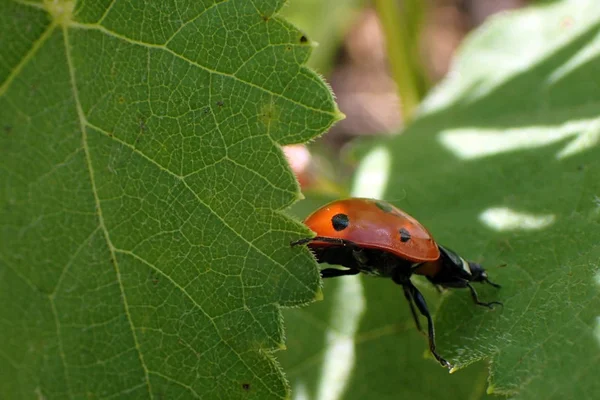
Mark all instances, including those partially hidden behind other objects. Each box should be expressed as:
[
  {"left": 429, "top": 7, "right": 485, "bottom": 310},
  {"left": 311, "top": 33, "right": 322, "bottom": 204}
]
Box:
[{"left": 373, "top": 0, "right": 427, "bottom": 122}]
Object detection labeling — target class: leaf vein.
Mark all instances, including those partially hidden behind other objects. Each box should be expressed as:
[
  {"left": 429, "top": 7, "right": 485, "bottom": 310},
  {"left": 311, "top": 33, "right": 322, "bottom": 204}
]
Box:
[
  {"left": 163, "top": 0, "right": 230, "bottom": 47},
  {"left": 87, "top": 123, "right": 312, "bottom": 293},
  {"left": 68, "top": 22, "right": 336, "bottom": 117},
  {"left": 114, "top": 248, "right": 281, "bottom": 397},
  {"left": 50, "top": 226, "right": 101, "bottom": 296},
  {"left": 63, "top": 26, "right": 155, "bottom": 399},
  {"left": 148, "top": 371, "right": 201, "bottom": 398},
  {"left": 96, "top": 0, "right": 118, "bottom": 26},
  {"left": 0, "top": 20, "right": 56, "bottom": 97}
]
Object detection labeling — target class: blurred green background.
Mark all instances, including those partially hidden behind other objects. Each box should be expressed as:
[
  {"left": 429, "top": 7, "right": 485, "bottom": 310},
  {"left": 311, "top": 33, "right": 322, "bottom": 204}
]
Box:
[{"left": 278, "top": 0, "right": 600, "bottom": 399}]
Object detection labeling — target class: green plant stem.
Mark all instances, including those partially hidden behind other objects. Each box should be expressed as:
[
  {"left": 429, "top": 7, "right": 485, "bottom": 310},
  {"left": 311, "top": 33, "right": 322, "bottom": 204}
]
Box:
[{"left": 373, "top": 0, "right": 426, "bottom": 122}]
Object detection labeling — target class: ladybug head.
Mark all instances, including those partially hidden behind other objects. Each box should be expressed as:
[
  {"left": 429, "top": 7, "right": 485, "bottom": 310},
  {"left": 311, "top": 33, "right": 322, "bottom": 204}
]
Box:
[
  {"left": 438, "top": 245, "right": 501, "bottom": 287},
  {"left": 467, "top": 262, "right": 488, "bottom": 282},
  {"left": 468, "top": 261, "right": 501, "bottom": 288}
]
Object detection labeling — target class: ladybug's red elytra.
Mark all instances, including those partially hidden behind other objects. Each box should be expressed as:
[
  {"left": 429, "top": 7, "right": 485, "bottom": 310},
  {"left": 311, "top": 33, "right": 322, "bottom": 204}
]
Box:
[
  {"left": 299, "top": 198, "right": 440, "bottom": 262},
  {"left": 291, "top": 198, "right": 501, "bottom": 369}
]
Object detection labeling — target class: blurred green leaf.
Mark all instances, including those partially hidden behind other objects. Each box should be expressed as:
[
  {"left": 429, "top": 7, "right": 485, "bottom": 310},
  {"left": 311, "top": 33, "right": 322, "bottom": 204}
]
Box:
[
  {"left": 281, "top": 1, "right": 600, "bottom": 399},
  {"left": 0, "top": 0, "right": 340, "bottom": 398},
  {"left": 374, "top": 0, "right": 428, "bottom": 119},
  {"left": 281, "top": 0, "right": 364, "bottom": 74}
]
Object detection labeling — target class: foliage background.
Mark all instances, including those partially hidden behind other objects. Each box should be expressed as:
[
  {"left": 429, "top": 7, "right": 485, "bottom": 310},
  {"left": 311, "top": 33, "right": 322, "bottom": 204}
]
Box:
[{"left": 282, "top": 1, "right": 600, "bottom": 399}]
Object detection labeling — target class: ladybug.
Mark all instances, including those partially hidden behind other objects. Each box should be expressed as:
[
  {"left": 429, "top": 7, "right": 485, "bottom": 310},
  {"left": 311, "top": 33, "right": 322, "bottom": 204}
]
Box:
[{"left": 291, "top": 198, "right": 501, "bottom": 368}]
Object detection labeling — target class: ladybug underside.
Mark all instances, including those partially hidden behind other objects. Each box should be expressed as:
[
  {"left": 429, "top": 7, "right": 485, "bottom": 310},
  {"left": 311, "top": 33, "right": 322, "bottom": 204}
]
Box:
[{"left": 311, "top": 244, "right": 415, "bottom": 280}]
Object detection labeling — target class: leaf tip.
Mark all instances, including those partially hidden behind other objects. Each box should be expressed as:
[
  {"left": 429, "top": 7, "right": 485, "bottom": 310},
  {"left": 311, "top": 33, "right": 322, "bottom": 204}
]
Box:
[
  {"left": 334, "top": 110, "right": 347, "bottom": 123},
  {"left": 314, "top": 286, "right": 324, "bottom": 301}
]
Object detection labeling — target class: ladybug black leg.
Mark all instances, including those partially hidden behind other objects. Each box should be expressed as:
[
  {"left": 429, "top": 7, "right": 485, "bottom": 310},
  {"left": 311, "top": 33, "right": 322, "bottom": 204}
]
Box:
[
  {"left": 466, "top": 283, "right": 503, "bottom": 309},
  {"left": 407, "top": 283, "right": 452, "bottom": 369},
  {"left": 290, "top": 236, "right": 357, "bottom": 247},
  {"left": 402, "top": 286, "right": 423, "bottom": 334},
  {"left": 351, "top": 248, "right": 369, "bottom": 265},
  {"left": 320, "top": 268, "right": 360, "bottom": 279},
  {"left": 484, "top": 277, "right": 502, "bottom": 289}
]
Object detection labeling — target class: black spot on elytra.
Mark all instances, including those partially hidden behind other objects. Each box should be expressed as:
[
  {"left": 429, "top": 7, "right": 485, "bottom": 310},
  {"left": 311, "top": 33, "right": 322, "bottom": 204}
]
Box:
[
  {"left": 374, "top": 201, "right": 393, "bottom": 213},
  {"left": 300, "top": 35, "right": 308, "bottom": 44},
  {"left": 331, "top": 213, "right": 349, "bottom": 231},
  {"left": 399, "top": 228, "right": 411, "bottom": 242}
]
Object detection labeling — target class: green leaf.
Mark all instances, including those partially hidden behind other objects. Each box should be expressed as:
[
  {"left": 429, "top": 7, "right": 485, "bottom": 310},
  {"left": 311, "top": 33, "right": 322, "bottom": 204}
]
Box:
[
  {"left": 0, "top": 0, "right": 340, "bottom": 398},
  {"left": 281, "top": 1, "right": 600, "bottom": 399},
  {"left": 417, "top": 2, "right": 600, "bottom": 397}
]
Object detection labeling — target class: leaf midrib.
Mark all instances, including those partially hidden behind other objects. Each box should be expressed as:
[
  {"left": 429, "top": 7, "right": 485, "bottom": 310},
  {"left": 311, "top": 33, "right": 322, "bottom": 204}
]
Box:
[
  {"left": 62, "top": 23, "right": 156, "bottom": 399},
  {"left": 56, "top": 6, "right": 302, "bottom": 399}
]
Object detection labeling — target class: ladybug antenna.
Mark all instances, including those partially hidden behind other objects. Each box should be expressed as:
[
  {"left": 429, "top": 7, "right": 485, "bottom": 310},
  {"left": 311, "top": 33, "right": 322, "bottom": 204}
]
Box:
[{"left": 484, "top": 277, "right": 502, "bottom": 289}]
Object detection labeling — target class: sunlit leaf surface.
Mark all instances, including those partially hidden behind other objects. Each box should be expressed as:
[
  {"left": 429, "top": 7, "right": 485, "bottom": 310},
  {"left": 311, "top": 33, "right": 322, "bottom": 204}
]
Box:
[{"left": 281, "top": 1, "right": 600, "bottom": 399}]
